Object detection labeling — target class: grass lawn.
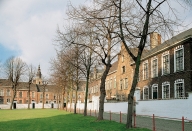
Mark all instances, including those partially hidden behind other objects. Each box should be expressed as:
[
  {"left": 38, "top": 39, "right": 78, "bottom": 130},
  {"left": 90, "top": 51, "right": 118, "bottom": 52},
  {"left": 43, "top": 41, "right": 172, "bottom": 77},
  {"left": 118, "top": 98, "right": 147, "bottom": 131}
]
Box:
[{"left": 0, "top": 109, "right": 151, "bottom": 131}]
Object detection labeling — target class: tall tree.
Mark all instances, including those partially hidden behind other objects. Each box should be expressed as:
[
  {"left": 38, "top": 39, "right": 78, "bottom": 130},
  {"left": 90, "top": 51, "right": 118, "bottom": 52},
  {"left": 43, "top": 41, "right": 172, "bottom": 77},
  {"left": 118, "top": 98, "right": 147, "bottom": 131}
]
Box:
[
  {"left": 26, "top": 64, "right": 36, "bottom": 109},
  {"left": 41, "top": 76, "right": 48, "bottom": 109},
  {"left": 66, "top": 1, "right": 120, "bottom": 119},
  {"left": 114, "top": 0, "right": 191, "bottom": 128},
  {"left": 4, "top": 57, "right": 26, "bottom": 110}
]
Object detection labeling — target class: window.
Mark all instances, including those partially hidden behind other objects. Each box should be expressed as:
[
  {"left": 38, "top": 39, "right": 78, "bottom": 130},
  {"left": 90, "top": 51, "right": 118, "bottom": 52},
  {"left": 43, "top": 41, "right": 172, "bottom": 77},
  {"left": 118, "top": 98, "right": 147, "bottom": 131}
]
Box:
[
  {"left": 108, "top": 80, "right": 110, "bottom": 90},
  {"left": 162, "top": 51, "right": 170, "bottom": 75},
  {"left": 151, "top": 57, "right": 158, "bottom": 78},
  {"left": 143, "top": 86, "right": 149, "bottom": 100},
  {"left": 19, "top": 92, "right": 22, "bottom": 98},
  {"left": 114, "top": 77, "right": 116, "bottom": 88},
  {"left": 174, "top": 79, "right": 185, "bottom": 98},
  {"left": 122, "top": 55, "right": 124, "bottom": 62},
  {"left": 6, "top": 89, "right": 10, "bottom": 96},
  {"left": 32, "top": 92, "right": 35, "bottom": 98},
  {"left": 162, "top": 81, "right": 170, "bottom": 99},
  {"left": 19, "top": 100, "right": 22, "bottom": 104},
  {"left": 46, "top": 101, "right": 48, "bottom": 104},
  {"left": 122, "top": 66, "right": 125, "bottom": 73},
  {"left": 7, "top": 99, "right": 10, "bottom": 102},
  {"left": 54, "top": 95, "right": 56, "bottom": 99},
  {"left": 46, "top": 94, "right": 49, "bottom": 99},
  {"left": 174, "top": 45, "right": 184, "bottom": 72},
  {"left": 40, "top": 94, "right": 43, "bottom": 99},
  {"left": 110, "top": 79, "right": 112, "bottom": 89},
  {"left": 26, "top": 100, "right": 28, "bottom": 103},
  {"left": 124, "top": 78, "right": 128, "bottom": 89},
  {"left": 152, "top": 84, "right": 158, "bottom": 99},
  {"left": 0, "top": 89, "right": 4, "bottom": 96},
  {"left": 120, "top": 80, "right": 123, "bottom": 90},
  {"left": 143, "top": 61, "right": 148, "bottom": 80}
]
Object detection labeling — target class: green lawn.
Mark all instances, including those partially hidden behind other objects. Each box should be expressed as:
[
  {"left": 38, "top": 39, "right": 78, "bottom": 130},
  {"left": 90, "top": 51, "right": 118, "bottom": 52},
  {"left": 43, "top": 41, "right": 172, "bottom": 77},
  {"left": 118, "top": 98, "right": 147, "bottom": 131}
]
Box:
[{"left": 0, "top": 109, "right": 151, "bottom": 131}]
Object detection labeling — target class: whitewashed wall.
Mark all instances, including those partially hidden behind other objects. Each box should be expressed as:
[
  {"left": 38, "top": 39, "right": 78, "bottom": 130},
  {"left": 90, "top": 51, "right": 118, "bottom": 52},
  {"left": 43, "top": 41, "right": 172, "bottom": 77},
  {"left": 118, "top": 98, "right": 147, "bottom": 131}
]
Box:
[
  {"left": 73, "top": 93, "right": 192, "bottom": 120},
  {"left": 1, "top": 94, "right": 192, "bottom": 120},
  {"left": 0, "top": 103, "right": 57, "bottom": 109}
]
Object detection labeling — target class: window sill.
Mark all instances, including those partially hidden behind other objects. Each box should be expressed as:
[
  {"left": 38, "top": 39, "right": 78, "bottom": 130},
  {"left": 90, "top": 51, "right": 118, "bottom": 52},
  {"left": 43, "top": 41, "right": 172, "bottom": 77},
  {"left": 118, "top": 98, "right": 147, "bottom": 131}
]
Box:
[{"left": 174, "top": 70, "right": 184, "bottom": 73}]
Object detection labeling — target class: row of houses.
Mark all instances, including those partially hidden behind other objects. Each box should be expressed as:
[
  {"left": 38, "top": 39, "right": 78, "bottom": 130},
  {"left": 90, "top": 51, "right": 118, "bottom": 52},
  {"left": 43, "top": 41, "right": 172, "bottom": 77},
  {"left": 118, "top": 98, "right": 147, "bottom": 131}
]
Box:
[
  {"left": 0, "top": 28, "right": 192, "bottom": 105},
  {"left": 86, "top": 28, "right": 192, "bottom": 102},
  {"left": 0, "top": 66, "right": 58, "bottom": 105}
]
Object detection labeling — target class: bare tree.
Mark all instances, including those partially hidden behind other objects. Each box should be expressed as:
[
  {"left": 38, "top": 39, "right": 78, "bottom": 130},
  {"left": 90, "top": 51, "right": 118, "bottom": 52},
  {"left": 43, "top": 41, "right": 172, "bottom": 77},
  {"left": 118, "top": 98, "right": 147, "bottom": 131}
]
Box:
[
  {"left": 4, "top": 57, "right": 26, "bottom": 110},
  {"left": 26, "top": 64, "right": 36, "bottom": 109},
  {"left": 41, "top": 76, "right": 48, "bottom": 109},
  {"left": 65, "top": 1, "right": 121, "bottom": 120},
  {"left": 113, "top": 0, "right": 191, "bottom": 128}
]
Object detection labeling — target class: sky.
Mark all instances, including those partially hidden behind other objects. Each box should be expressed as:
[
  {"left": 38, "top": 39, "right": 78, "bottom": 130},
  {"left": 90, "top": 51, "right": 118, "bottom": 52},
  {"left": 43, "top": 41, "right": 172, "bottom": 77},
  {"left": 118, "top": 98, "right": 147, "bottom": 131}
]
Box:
[
  {"left": 0, "top": 0, "right": 88, "bottom": 78},
  {"left": 0, "top": 0, "right": 192, "bottom": 78}
]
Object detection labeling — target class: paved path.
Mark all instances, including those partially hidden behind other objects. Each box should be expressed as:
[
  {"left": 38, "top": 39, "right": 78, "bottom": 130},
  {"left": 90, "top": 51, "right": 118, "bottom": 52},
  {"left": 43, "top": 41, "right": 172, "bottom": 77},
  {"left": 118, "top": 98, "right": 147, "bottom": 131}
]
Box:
[{"left": 101, "top": 112, "right": 192, "bottom": 131}]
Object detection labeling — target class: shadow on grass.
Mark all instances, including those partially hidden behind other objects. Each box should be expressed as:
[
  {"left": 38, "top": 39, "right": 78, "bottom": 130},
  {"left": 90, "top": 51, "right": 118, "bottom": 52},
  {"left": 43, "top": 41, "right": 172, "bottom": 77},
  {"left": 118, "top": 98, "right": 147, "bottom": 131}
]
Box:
[{"left": 0, "top": 111, "right": 150, "bottom": 131}]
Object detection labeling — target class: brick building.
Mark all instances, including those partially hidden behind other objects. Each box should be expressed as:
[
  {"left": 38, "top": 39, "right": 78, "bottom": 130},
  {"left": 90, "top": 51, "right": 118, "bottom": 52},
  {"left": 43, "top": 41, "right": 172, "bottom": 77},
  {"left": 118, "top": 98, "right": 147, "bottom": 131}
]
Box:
[
  {"left": 136, "top": 29, "right": 192, "bottom": 100},
  {"left": 87, "top": 28, "right": 192, "bottom": 102},
  {"left": 0, "top": 65, "right": 57, "bottom": 105}
]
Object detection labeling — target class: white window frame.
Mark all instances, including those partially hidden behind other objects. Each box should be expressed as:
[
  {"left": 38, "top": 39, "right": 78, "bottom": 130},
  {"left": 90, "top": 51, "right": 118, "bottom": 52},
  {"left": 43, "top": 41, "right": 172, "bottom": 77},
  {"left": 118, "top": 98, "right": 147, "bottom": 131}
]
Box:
[
  {"left": 124, "top": 78, "right": 128, "bottom": 89},
  {"left": 151, "top": 56, "right": 158, "bottom": 78},
  {"left": 7, "top": 89, "right": 10, "bottom": 96},
  {"left": 143, "top": 60, "right": 149, "bottom": 80},
  {"left": 174, "top": 45, "right": 184, "bottom": 72},
  {"left": 162, "top": 51, "right": 170, "bottom": 75},
  {"left": 46, "top": 94, "right": 49, "bottom": 99},
  {"left": 174, "top": 79, "right": 185, "bottom": 98},
  {"left": 0, "top": 89, "right": 4, "bottom": 96},
  {"left": 110, "top": 79, "right": 112, "bottom": 89},
  {"left": 122, "top": 55, "right": 124, "bottom": 62},
  {"left": 152, "top": 84, "right": 158, "bottom": 99},
  {"left": 114, "top": 77, "right": 116, "bottom": 88},
  {"left": 143, "top": 86, "right": 149, "bottom": 100},
  {"left": 162, "top": 81, "right": 170, "bottom": 99},
  {"left": 32, "top": 92, "right": 35, "bottom": 98},
  {"left": 40, "top": 94, "right": 43, "bottom": 99}
]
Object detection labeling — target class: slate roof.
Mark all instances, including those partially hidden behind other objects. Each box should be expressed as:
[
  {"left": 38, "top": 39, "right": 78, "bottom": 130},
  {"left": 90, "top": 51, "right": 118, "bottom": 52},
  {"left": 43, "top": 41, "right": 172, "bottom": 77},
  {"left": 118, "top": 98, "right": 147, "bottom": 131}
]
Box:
[{"left": 141, "top": 28, "right": 192, "bottom": 60}]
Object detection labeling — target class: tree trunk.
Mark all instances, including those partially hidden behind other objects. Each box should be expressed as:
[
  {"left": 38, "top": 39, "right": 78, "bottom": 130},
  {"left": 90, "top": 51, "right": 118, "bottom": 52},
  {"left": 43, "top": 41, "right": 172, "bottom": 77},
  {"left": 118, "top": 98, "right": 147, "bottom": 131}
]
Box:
[
  {"left": 97, "top": 64, "right": 111, "bottom": 120},
  {"left": 74, "top": 89, "right": 78, "bottom": 114},
  {"left": 10, "top": 85, "right": 16, "bottom": 110},
  {"left": 42, "top": 88, "right": 45, "bottom": 109},
  {"left": 61, "top": 92, "right": 64, "bottom": 110},
  {"left": 84, "top": 71, "right": 90, "bottom": 116},
  {"left": 126, "top": 51, "right": 142, "bottom": 128},
  {"left": 70, "top": 90, "right": 72, "bottom": 111},
  {"left": 28, "top": 86, "right": 31, "bottom": 109},
  {"left": 66, "top": 92, "right": 68, "bottom": 111}
]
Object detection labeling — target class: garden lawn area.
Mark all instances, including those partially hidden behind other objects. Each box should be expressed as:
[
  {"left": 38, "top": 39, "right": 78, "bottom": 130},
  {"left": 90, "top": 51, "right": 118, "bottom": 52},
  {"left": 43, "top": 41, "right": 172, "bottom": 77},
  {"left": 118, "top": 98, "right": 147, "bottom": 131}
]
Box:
[{"left": 0, "top": 109, "right": 151, "bottom": 131}]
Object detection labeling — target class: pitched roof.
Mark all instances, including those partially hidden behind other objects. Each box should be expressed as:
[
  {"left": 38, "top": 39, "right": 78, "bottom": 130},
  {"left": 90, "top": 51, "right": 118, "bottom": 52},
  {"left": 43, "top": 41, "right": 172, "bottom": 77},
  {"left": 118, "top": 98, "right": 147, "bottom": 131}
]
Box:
[
  {"left": 108, "top": 61, "right": 118, "bottom": 74},
  {"left": 141, "top": 28, "right": 192, "bottom": 60}
]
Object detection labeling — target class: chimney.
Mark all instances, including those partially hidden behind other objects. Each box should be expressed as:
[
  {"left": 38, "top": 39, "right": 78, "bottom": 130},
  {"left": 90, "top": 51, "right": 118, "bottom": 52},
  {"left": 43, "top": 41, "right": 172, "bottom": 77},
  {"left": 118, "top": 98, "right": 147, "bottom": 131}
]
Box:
[{"left": 150, "top": 32, "right": 161, "bottom": 49}]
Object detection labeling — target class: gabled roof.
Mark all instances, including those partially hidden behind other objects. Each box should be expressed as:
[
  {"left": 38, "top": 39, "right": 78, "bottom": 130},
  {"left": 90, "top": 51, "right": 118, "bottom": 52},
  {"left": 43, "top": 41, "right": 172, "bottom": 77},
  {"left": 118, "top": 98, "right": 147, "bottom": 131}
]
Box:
[
  {"left": 0, "top": 79, "right": 12, "bottom": 87},
  {"left": 108, "top": 61, "right": 118, "bottom": 74},
  {"left": 141, "top": 28, "right": 192, "bottom": 60}
]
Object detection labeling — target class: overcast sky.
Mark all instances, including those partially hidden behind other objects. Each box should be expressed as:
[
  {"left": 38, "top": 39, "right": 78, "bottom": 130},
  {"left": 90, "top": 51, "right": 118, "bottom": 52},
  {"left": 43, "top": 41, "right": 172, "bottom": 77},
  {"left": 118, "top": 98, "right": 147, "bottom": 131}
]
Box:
[{"left": 0, "top": 0, "right": 191, "bottom": 78}]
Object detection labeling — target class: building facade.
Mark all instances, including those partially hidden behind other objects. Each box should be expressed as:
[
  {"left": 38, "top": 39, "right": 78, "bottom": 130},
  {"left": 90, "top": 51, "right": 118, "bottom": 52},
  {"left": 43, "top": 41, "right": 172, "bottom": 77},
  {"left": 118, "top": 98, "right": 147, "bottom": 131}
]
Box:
[
  {"left": 0, "top": 65, "right": 57, "bottom": 105},
  {"left": 87, "top": 28, "right": 192, "bottom": 102}
]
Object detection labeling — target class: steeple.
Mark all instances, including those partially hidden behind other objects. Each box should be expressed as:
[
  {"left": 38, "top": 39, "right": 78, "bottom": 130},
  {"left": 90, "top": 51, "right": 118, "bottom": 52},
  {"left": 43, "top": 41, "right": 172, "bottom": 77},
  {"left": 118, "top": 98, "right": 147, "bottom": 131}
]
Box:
[{"left": 36, "top": 65, "right": 42, "bottom": 79}]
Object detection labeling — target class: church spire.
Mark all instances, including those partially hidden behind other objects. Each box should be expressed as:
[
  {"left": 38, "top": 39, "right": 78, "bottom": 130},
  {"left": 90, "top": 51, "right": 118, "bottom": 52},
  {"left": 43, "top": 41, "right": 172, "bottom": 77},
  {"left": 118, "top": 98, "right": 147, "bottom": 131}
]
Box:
[{"left": 36, "top": 65, "right": 42, "bottom": 79}]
